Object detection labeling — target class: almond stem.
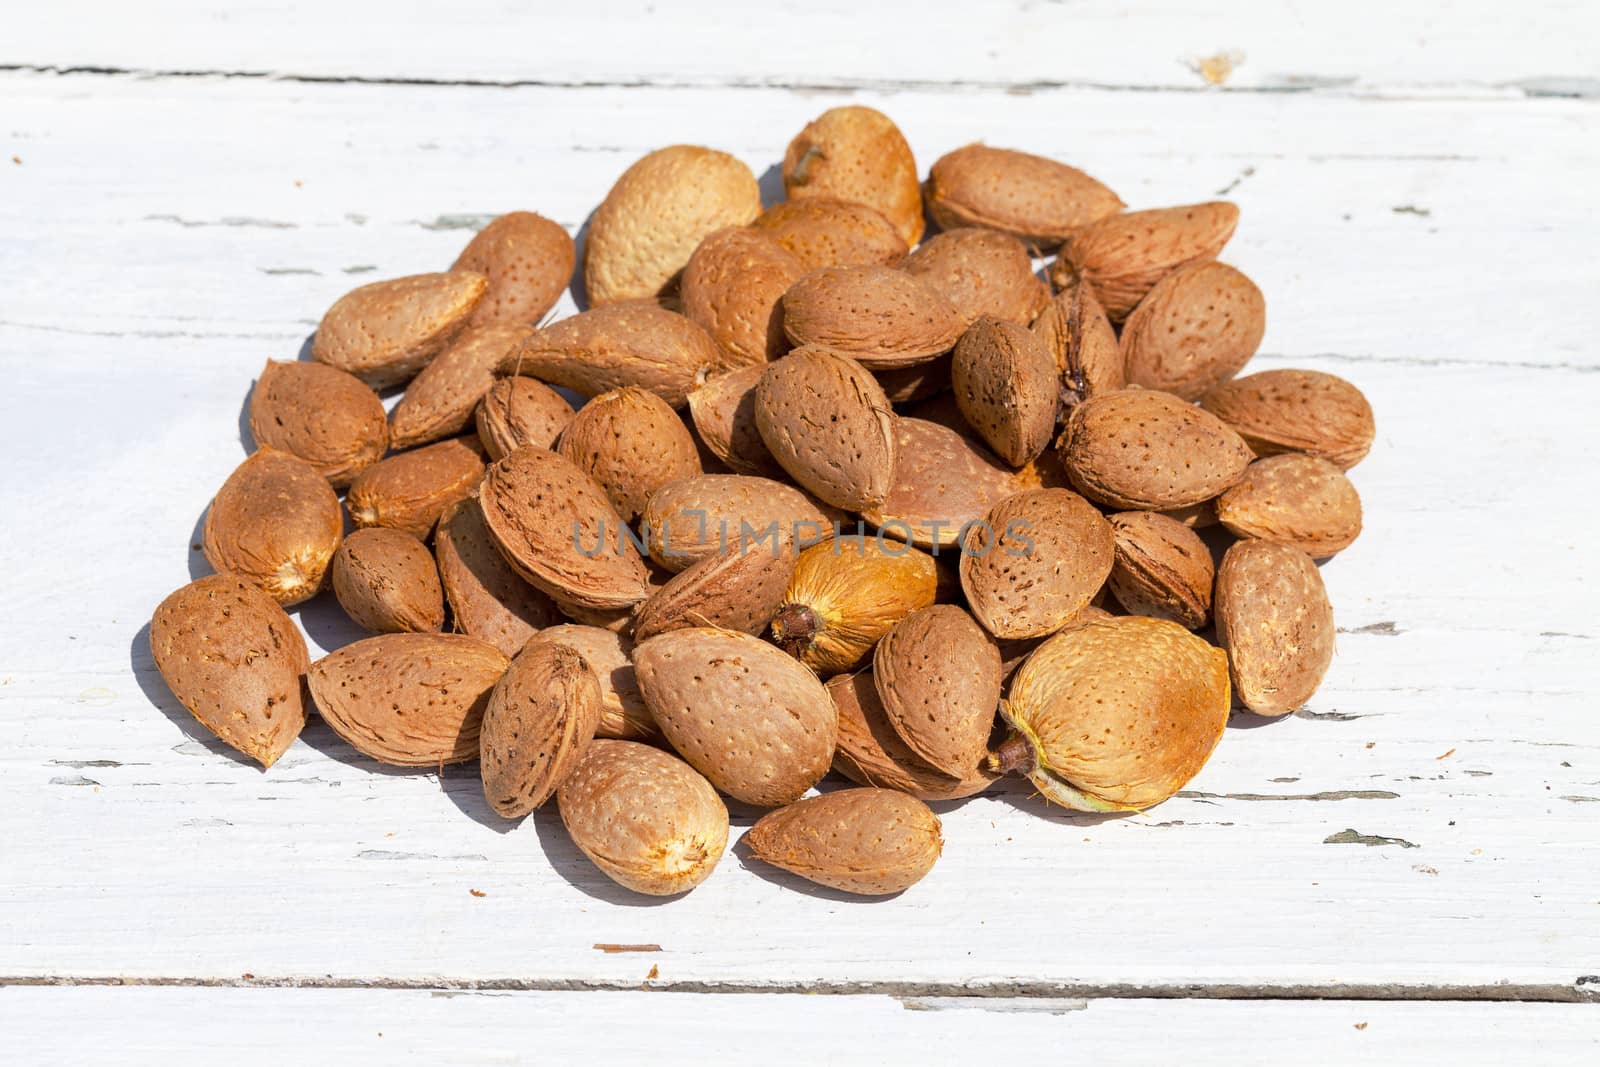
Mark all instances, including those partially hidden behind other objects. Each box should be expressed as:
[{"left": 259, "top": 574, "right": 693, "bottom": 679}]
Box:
[{"left": 986, "top": 732, "right": 1037, "bottom": 776}]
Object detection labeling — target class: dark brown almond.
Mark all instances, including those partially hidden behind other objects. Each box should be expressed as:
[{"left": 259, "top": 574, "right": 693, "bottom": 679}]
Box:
[
  {"left": 1107, "top": 511, "right": 1214, "bottom": 629},
  {"left": 861, "top": 417, "right": 1024, "bottom": 549},
  {"left": 1199, "top": 368, "right": 1377, "bottom": 469},
  {"left": 346, "top": 435, "right": 487, "bottom": 539},
  {"left": 1215, "top": 454, "right": 1363, "bottom": 557},
  {"left": 149, "top": 574, "right": 310, "bottom": 768},
  {"left": 330, "top": 527, "right": 444, "bottom": 634},
  {"left": 959, "top": 488, "right": 1114, "bottom": 639},
  {"left": 752, "top": 197, "right": 909, "bottom": 271},
  {"left": 754, "top": 345, "right": 896, "bottom": 511},
  {"left": 875, "top": 353, "right": 953, "bottom": 406},
  {"left": 782, "top": 266, "right": 965, "bottom": 369},
  {"left": 687, "top": 364, "right": 786, "bottom": 479},
  {"left": 1030, "top": 274, "right": 1125, "bottom": 408},
  {"left": 924, "top": 144, "right": 1124, "bottom": 249},
  {"left": 475, "top": 376, "right": 576, "bottom": 462},
  {"left": 873, "top": 605, "right": 1001, "bottom": 779},
  {"left": 389, "top": 322, "right": 526, "bottom": 449},
  {"left": 435, "top": 496, "right": 562, "bottom": 657},
  {"left": 951, "top": 317, "right": 1058, "bottom": 467},
  {"left": 1121, "top": 261, "right": 1266, "bottom": 400},
  {"left": 527, "top": 624, "right": 657, "bottom": 741},
  {"left": 680, "top": 227, "right": 806, "bottom": 365},
  {"left": 1059, "top": 389, "right": 1252, "bottom": 510},
  {"left": 203, "top": 447, "right": 343, "bottom": 606},
  {"left": 480, "top": 641, "right": 600, "bottom": 817},
  {"left": 828, "top": 671, "right": 994, "bottom": 800},
  {"left": 633, "top": 537, "right": 798, "bottom": 642},
  {"left": 901, "top": 229, "right": 1051, "bottom": 326},
  {"left": 451, "top": 211, "right": 574, "bottom": 329},
  {"left": 783, "top": 106, "right": 923, "bottom": 245},
  {"left": 555, "top": 386, "right": 702, "bottom": 523},
  {"left": 1215, "top": 540, "right": 1335, "bottom": 716},
  {"left": 247, "top": 359, "right": 388, "bottom": 488},
  {"left": 745, "top": 788, "right": 942, "bottom": 896},
  {"left": 311, "top": 271, "right": 487, "bottom": 387},
  {"left": 642, "top": 474, "right": 840, "bottom": 573},
  {"left": 1053, "top": 201, "right": 1240, "bottom": 321}
]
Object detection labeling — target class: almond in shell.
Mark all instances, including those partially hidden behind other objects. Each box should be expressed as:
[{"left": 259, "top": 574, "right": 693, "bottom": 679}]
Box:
[
  {"left": 959, "top": 488, "right": 1114, "bottom": 639},
  {"left": 1199, "top": 368, "right": 1376, "bottom": 469},
  {"left": 642, "top": 474, "right": 839, "bottom": 573},
  {"left": 330, "top": 527, "right": 445, "bottom": 634},
  {"left": 475, "top": 377, "right": 575, "bottom": 462},
  {"left": 451, "top": 210, "right": 574, "bottom": 329},
  {"left": 783, "top": 106, "right": 923, "bottom": 245},
  {"left": 1215, "top": 454, "right": 1363, "bottom": 557},
  {"left": 828, "top": 671, "right": 994, "bottom": 800},
  {"left": 389, "top": 322, "right": 526, "bottom": 449},
  {"left": 247, "top": 360, "right": 388, "bottom": 488},
  {"left": 680, "top": 227, "right": 806, "bottom": 365},
  {"left": 480, "top": 641, "right": 601, "bottom": 817},
  {"left": 752, "top": 197, "right": 909, "bottom": 271},
  {"left": 633, "top": 537, "right": 798, "bottom": 642},
  {"left": 1214, "top": 539, "right": 1335, "bottom": 716},
  {"left": 556, "top": 386, "right": 703, "bottom": 522},
  {"left": 346, "top": 435, "right": 487, "bottom": 539},
  {"left": 687, "top": 365, "right": 785, "bottom": 479},
  {"left": 901, "top": 228, "right": 1051, "bottom": 326},
  {"left": 782, "top": 266, "right": 964, "bottom": 369},
  {"left": 744, "top": 788, "right": 942, "bottom": 896},
  {"left": 873, "top": 605, "right": 1002, "bottom": 779},
  {"left": 1107, "top": 511, "right": 1213, "bottom": 629},
  {"left": 203, "top": 447, "right": 343, "bottom": 606},
  {"left": 435, "top": 496, "right": 562, "bottom": 657},
  {"left": 149, "top": 574, "right": 310, "bottom": 768},
  {"left": 1052, "top": 201, "right": 1240, "bottom": 321},
  {"left": 1059, "top": 389, "right": 1252, "bottom": 510},
  {"left": 1121, "top": 261, "right": 1266, "bottom": 400},
  {"left": 311, "top": 271, "right": 487, "bottom": 388},
  {"left": 860, "top": 417, "right": 1023, "bottom": 549},
  {"left": 951, "top": 317, "right": 1058, "bottom": 467},
  {"left": 527, "top": 624, "right": 657, "bottom": 741},
  {"left": 924, "top": 144, "right": 1124, "bottom": 249},
  {"left": 1029, "top": 275, "right": 1124, "bottom": 407}
]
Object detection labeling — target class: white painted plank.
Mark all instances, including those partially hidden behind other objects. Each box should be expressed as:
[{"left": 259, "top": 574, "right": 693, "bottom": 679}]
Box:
[
  {"left": 3, "top": 988, "right": 1599, "bottom": 1066},
  {"left": 5, "top": 0, "right": 1599, "bottom": 94}
]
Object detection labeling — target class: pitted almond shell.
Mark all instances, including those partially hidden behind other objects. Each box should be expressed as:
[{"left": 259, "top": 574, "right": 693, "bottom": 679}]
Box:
[
  {"left": 861, "top": 417, "right": 1022, "bottom": 549},
  {"left": 633, "top": 537, "right": 798, "bottom": 642},
  {"left": 1215, "top": 454, "right": 1363, "bottom": 557},
  {"left": 752, "top": 197, "right": 909, "bottom": 271},
  {"left": 1215, "top": 540, "right": 1335, "bottom": 716},
  {"left": 783, "top": 106, "right": 923, "bottom": 245},
  {"left": 501, "top": 301, "right": 725, "bottom": 408},
  {"left": 247, "top": 360, "right": 388, "bottom": 489},
  {"left": 389, "top": 322, "right": 526, "bottom": 449},
  {"left": 1030, "top": 275, "right": 1124, "bottom": 407},
  {"left": 959, "top": 488, "right": 1114, "bottom": 639},
  {"left": 149, "top": 574, "right": 310, "bottom": 768},
  {"left": 558, "top": 739, "right": 728, "bottom": 896},
  {"left": 475, "top": 376, "right": 576, "bottom": 462},
  {"left": 478, "top": 444, "right": 651, "bottom": 610},
  {"left": 782, "top": 265, "right": 965, "bottom": 369},
  {"left": 584, "top": 145, "right": 761, "bottom": 306},
  {"left": 346, "top": 435, "right": 486, "bottom": 539},
  {"left": 745, "top": 788, "right": 942, "bottom": 896},
  {"left": 754, "top": 345, "right": 896, "bottom": 512},
  {"left": 828, "top": 671, "right": 995, "bottom": 800},
  {"left": 687, "top": 365, "right": 786, "bottom": 479},
  {"left": 998, "top": 615, "right": 1229, "bottom": 810},
  {"left": 311, "top": 271, "right": 487, "bottom": 388},
  {"left": 951, "top": 317, "right": 1058, "bottom": 467},
  {"left": 526, "top": 624, "right": 657, "bottom": 741},
  {"left": 642, "top": 474, "right": 840, "bottom": 573},
  {"left": 634, "top": 628, "right": 836, "bottom": 807},
  {"left": 480, "top": 641, "right": 601, "bottom": 817},
  {"left": 1121, "top": 260, "right": 1266, "bottom": 400},
  {"left": 330, "top": 527, "right": 444, "bottom": 634},
  {"left": 873, "top": 605, "right": 1002, "bottom": 779},
  {"left": 556, "top": 386, "right": 702, "bottom": 523},
  {"left": 924, "top": 144, "right": 1124, "bottom": 249},
  {"left": 901, "top": 229, "right": 1051, "bottom": 326},
  {"left": 203, "top": 447, "right": 343, "bottom": 606},
  {"left": 1053, "top": 201, "right": 1240, "bottom": 321},
  {"left": 1059, "top": 389, "right": 1252, "bottom": 510},
  {"left": 680, "top": 227, "right": 806, "bottom": 365},
  {"left": 307, "top": 633, "right": 509, "bottom": 766},
  {"left": 1199, "top": 368, "right": 1376, "bottom": 469},
  {"left": 435, "top": 496, "right": 562, "bottom": 657},
  {"left": 1107, "top": 511, "right": 1214, "bottom": 630},
  {"left": 451, "top": 210, "right": 574, "bottom": 329}
]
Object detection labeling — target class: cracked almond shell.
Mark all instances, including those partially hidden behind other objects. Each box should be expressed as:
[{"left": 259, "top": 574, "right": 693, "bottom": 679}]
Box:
[
  {"left": 754, "top": 345, "right": 896, "bottom": 512},
  {"left": 1121, "top": 261, "right": 1266, "bottom": 401},
  {"left": 680, "top": 227, "right": 806, "bottom": 365},
  {"left": 752, "top": 197, "right": 909, "bottom": 271},
  {"left": 435, "top": 496, "right": 562, "bottom": 657},
  {"left": 873, "top": 605, "right": 1002, "bottom": 780},
  {"left": 451, "top": 210, "right": 574, "bottom": 329},
  {"left": 1199, "top": 368, "right": 1376, "bottom": 470},
  {"left": 828, "top": 671, "right": 994, "bottom": 800},
  {"left": 745, "top": 788, "right": 942, "bottom": 896},
  {"left": 1052, "top": 201, "right": 1239, "bottom": 321},
  {"left": 480, "top": 640, "right": 601, "bottom": 818},
  {"left": 558, "top": 739, "right": 729, "bottom": 896},
  {"left": 1107, "top": 511, "right": 1214, "bottom": 629},
  {"left": 633, "top": 537, "right": 798, "bottom": 642},
  {"left": 951, "top": 317, "right": 1059, "bottom": 467},
  {"left": 642, "top": 474, "right": 839, "bottom": 573},
  {"left": 389, "top": 322, "right": 526, "bottom": 449},
  {"left": 584, "top": 145, "right": 761, "bottom": 306},
  {"left": 1215, "top": 454, "right": 1363, "bottom": 558},
  {"left": 475, "top": 376, "right": 575, "bottom": 462},
  {"left": 526, "top": 624, "right": 656, "bottom": 740},
  {"left": 783, "top": 265, "right": 965, "bottom": 370},
  {"left": 330, "top": 527, "right": 444, "bottom": 634},
  {"left": 307, "top": 633, "right": 509, "bottom": 766},
  {"left": 149, "top": 574, "right": 310, "bottom": 768},
  {"left": 924, "top": 144, "right": 1124, "bottom": 249},
  {"left": 1214, "top": 540, "right": 1335, "bottom": 716},
  {"left": 247, "top": 359, "right": 388, "bottom": 488},
  {"left": 959, "top": 488, "right": 1114, "bottom": 639},
  {"left": 478, "top": 445, "right": 651, "bottom": 611},
  {"left": 782, "top": 106, "right": 923, "bottom": 245},
  {"left": 687, "top": 365, "right": 785, "bottom": 479},
  {"left": 1059, "top": 389, "right": 1252, "bottom": 510},
  {"left": 634, "top": 628, "right": 836, "bottom": 807},
  {"left": 861, "top": 417, "right": 1023, "bottom": 550},
  {"left": 346, "top": 435, "right": 486, "bottom": 539},
  {"left": 901, "top": 228, "right": 1051, "bottom": 326},
  {"left": 993, "top": 615, "right": 1229, "bottom": 811},
  {"left": 556, "top": 386, "right": 702, "bottom": 523},
  {"left": 311, "top": 271, "right": 487, "bottom": 388},
  {"left": 771, "top": 536, "right": 939, "bottom": 676},
  {"left": 1030, "top": 275, "right": 1124, "bottom": 408},
  {"left": 203, "top": 447, "right": 343, "bottom": 606}
]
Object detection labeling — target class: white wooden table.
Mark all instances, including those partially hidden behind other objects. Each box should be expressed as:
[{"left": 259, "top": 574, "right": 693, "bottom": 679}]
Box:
[{"left": 4, "top": 2, "right": 1599, "bottom": 1062}]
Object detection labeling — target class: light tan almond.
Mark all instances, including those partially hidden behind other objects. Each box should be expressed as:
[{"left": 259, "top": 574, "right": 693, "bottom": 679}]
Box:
[
  {"left": 311, "top": 271, "right": 487, "bottom": 387},
  {"left": 959, "top": 488, "right": 1114, "bottom": 639},
  {"left": 475, "top": 376, "right": 575, "bottom": 462},
  {"left": 247, "top": 360, "right": 388, "bottom": 488},
  {"left": 480, "top": 641, "right": 600, "bottom": 817},
  {"left": 745, "top": 788, "right": 942, "bottom": 896},
  {"left": 924, "top": 144, "right": 1124, "bottom": 249},
  {"left": 633, "top": 538, "right": 798, "bottom": 642},
  {"left": 783, "top": 106, "right": 923, "bottom": 244},
  {"left": 873, "top": 605, "right": 1001, "bottom": 779},
  {"left": 687, "top": 365, "right": 786, "bottom": 479},
  {"left": 861, "top": 417, "right": 1023, "bottom": 549},
  {"left": 330, "top": 527, "right": 444, "bottom": 634},
  {"left": 389, "top": 322, "right": 526, "bottom": 449},
  {"left": 1053, "top": 201, "right": 1240, "bottom": 321},
  {"left": 1107, "top": 511, "right": 1214, "bottom": 629},
  {"left": 1199, "top": 368, "right": 1376, "bottom": 469},
  {"left": 1059, "top": 389, "right": 1252, "bottom": 510},
  {"left": 782, "top": 265, "right": 965, "bottom": 369},
  {"left": 754, "top": 345, "right": 896, "bottom": 511},
  {"left": 901, "top": 228, "right": 1051, "bottom": 326},
  {"left": 527, "top": 624, "right": 657, "bottom": 741},
  {"left": 752, "top": 197, "right": 909, "bottom": 271},
  {"left": 346, "top": 435, "right": 487, "bottom": 539},
  {"left": 203, "top": 447, "right": 343, "bottom": 606},
  {"left": 1214, "top": 540, "right": 1335, "bottom": 716},
  {"left": 556, "top": 386, "right": 702, "bottom": 523},
  {"left": 951, "top": 317, "right": 1058, "bottom": 467},
  {"left": 1030, "top": 275, "right": 1125, "bottom": 407},
  {"left": 1121, "top": 261, "right": 1266, "bottom": 400},
  {"left": 1215, "top": 454, "right": 1363, "bottom": 557},
  {"left": 451, "top": 211, "right": 574, "bottom": 328},
  {"left": 680, "top": 227, "right": 806, "bottom": 365},
  {"left": 642, "top": 474, "right": 839, "bottom": 573},
  {"left": 435, "top": 496, "right": 562, "bottom": 657},
  {"left": 828, "top": 671, "right": 994, "bottom": 800}
]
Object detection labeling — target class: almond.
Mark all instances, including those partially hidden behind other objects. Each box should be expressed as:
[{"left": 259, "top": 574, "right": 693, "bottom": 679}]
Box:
[
  {"left": 1121, "top": 261, "right": 1266, "bottom": 400},
  {"left": 388, "top": 322, "right": 525, "bottom": 449},
  {"left": 502, "top": 301, "right": 724, "bottom": 408},
  {"left": 642, "top": 474, "right": 839, "bottom": 573},
  {"left": 475, "top": 377, "right": 575, "bottom": 462},
  {"left": 1052, "top": 201, "right": 1240, "bottom": 321},
  {"left": 247, "top": 360, "right": 388, "bottom": 488},
  {"left": 783, "top": 106, "right": 923, "bottom": 245},
  {"left": 1059, "top": 389, "right": 1252, "bottom": 510},
  {"left": 874, "top": 354, "right": 953, "bottom": 405},
  {"left": 451, "top": 211, "right": 574, "bottom": 329},
  {"left": 860, "top": 417, "right": 1024, "bottom": 549},
  {"left": 1214, "top": 540, "right": 1335, "bottom": 716},
  {"left": 634, "top": 627, "right": 836, "bottom": 807},
  {"left": 346, "top": 435, "right": 486, "bottom": 539},
  {"left": 149, "top": 574, "right": 309, "bottom": 768},
  {"left": 873, "top": 605, "right": 1001, "bottom": 779},
  {"left": 558, "top": 739, "right": 728, "bottom": 896},
  {"left": 752, "top": 197, "right": 909, "bottom": 271},
  {"left": 959, "top": 487, "right": 1114, "bottom": 639},
  {"left": 1107, "top": 511, "right": 1213, "bottom": 629},
  {"left": 306, "top": 633, "right": 509, "bottom": 766},
  {"left": 311, "top": 271, "right": 487, "bottom": 387},
  {"left": 1215, "top": 454, "right": 1363, "bottom": 557},
  {"left": 828, "top": 671, "right": 994, "bottom": 800},
  {"left": 754, "top": 345, "right": 896, "bottom": 511},
  {"left": 996, "top": 603, "right": 1113, "bottom": 680},
  {"left": 686, "top": 365, "right": 785, "bottom": 479},
  {"left": 990, "top": 616, "right": 1229, "bottom": 811},
  {"left": 556, "top": 386, "right": 702, "bottom": 522},
  {"left": 526, "top": 624, "right": 657, "bottom": 740},
  {"left": 435, "top": 496, "right": 562, "bottom": 657},
  {"left": 680, "top": 227, "right": 806, "bottom": 365},
  {"left": 744, "top": 788, "right": 942, "bottom": 896},
  {"left": 1199, "top": 368, "right": 1376, "bottom": 469},
  {"left": 584, "top": 145, "right": 761, "bottom": 305},
  {"left": 782, "top": 266, "right": 964, "bottom": 369},
  {"left": 633, "top": 538, "right": 798, "bottom": 642},
  {"left": 951, "top": 317, "right": 1058, "bottom": 467},
  {"left": 924, "top": 144, "right": 1124, "bottom": 249},
  {"left": 480, "top": 641, "right": 600, "bottom": 817},
  {"left": 478, "top": 445, "right": 651, "bottom": 610},
  {"left": 901, "top": 229, "right": 1051, "bottom": 325},
  {"left": 1029, "top": 275, "right": 1124, "bottom": 407},
  {"left": 330, "top": 527, "right": 445, "bottom": 634},
  {"left": 203, "top": 447, "right": 343, "bottom": 606},
  {"left": 771, "top": 535, "right": 939, "bottom": 676}
]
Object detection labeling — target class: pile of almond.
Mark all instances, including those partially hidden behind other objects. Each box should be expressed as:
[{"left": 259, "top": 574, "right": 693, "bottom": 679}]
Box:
[{"left": 149, "top": 106, "right": 1373, "bottom": 898}]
